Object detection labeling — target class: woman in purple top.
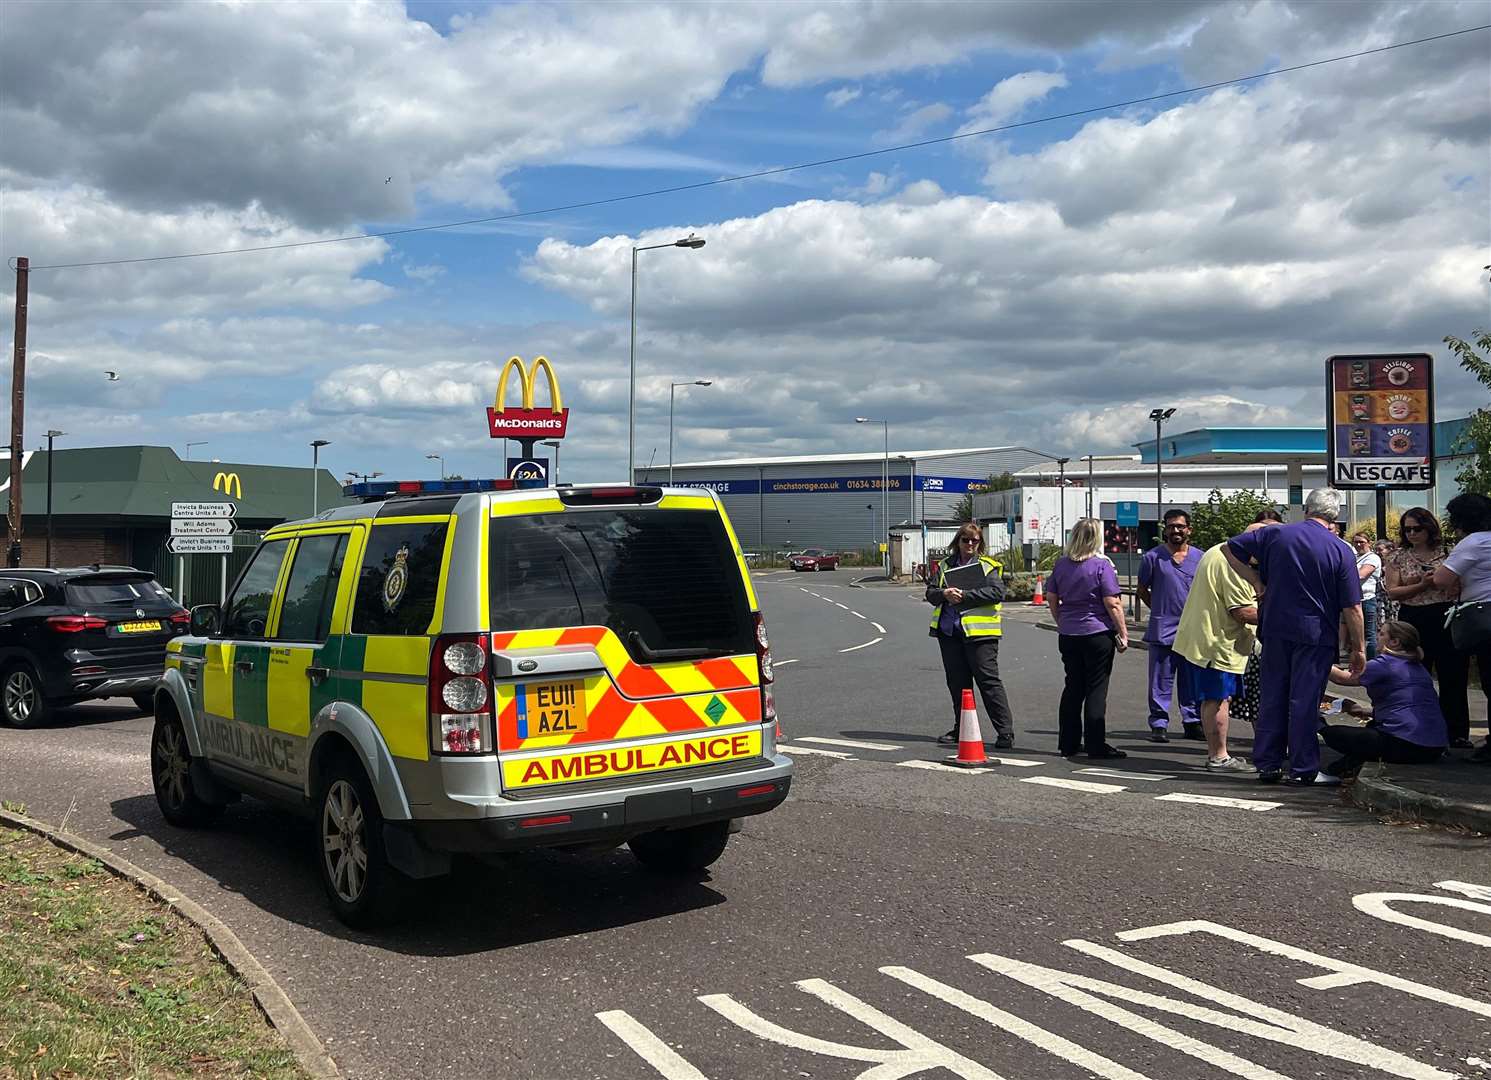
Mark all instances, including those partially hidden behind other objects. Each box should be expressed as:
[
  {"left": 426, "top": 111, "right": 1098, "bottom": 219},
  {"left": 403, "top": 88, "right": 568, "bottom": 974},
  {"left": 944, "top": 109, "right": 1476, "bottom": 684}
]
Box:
[
  {"left": 1045, "top": 518, "right": 1130, "bottom": 759},
  {"left": 1318, "top": 620, "right": 1446, "bottom": 783}
]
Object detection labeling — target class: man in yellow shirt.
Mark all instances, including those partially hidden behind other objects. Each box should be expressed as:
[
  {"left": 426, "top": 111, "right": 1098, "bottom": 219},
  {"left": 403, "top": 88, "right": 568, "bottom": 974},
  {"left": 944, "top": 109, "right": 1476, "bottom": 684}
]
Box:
[{"left": 1172, "top": 522, "right": 1276, "bottom": 771}]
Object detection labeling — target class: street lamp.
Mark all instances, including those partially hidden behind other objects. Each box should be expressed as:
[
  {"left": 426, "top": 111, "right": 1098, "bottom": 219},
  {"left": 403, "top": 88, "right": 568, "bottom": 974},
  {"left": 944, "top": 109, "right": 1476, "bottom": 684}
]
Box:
[
  {"left": 855, "top": 417, "right": 890, "bottom": 577},
  {"left": 310, "top": 439, "right": 330, "bottom": 516},
  {"left": 185, "top": 441, "right": 207, "bottom": 460},
  {"left": 425, "top": 453, "right": 446, "bottom": 480},
  {"left": 1057, "top": 457, "right": 1071, "bottom": 546},
  {"left": 668, "top": 379, "right": 712, "bottom": 484},
  {"left": 1148, "top": 407, "right": 1176, "bottom": 541},
  {"left": 44, "top": 429, "right": 63, "bottom": 566},
  {"left": 345, "top": 470, "right": 383, "bottom": 485},
  {"left": 629, "top": 233, "right": 705, "bottom": 480},
  {"left": 541, "top": 440, "right": 562, "bottom": 485}
]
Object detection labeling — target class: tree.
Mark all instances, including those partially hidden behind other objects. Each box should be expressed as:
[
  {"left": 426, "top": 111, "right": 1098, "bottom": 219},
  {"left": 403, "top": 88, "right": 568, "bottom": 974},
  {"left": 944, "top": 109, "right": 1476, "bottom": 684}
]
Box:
[
  {"left": 1187, "top": 488, "right": 1278, "bottom": 550},
  {"left": 1443, "top": 328, "right": 1490, "bottom": 497},
  {"left": 951, "top": 471, "right": 1016, "bottom": 522}
]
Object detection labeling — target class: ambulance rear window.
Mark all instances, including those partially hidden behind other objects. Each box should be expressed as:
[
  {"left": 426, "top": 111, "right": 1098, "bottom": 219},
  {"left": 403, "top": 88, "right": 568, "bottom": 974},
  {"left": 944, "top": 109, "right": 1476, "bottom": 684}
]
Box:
[{"left": 489, "top": 509, "right": 752, "bottom": 659}]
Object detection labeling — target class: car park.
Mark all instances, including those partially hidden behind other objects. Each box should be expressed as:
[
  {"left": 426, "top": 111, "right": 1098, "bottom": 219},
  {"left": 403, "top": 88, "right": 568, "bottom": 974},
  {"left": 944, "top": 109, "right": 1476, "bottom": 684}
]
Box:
[
  {"left": 789, "top": 548, "right": 839, "bottom": 572},
  {"left": 151, "top": 480, "right": 792, "bottom": 927},
  {"left": 0, "top": 566, "right": 188, "bottom": 728}
]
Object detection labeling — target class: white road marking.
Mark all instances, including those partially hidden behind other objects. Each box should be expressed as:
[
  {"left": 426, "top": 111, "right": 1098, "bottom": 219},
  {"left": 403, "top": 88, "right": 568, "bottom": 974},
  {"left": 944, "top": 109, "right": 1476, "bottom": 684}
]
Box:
[
  {"left": 898, "top": 759, "right": 998, "bottom": 775},
  {"left": 1436, "top": 880, "right": 1491, "bottom": 902},
  {"left": 700, "top": 979, "right": 1005, "bottom": 1079},
  {"left": 773, "top": 658, "right": 800, "bottom": 666},
  {"left": 596, "top": 1011, "right": 710, "bottom": 1080},
  {"left": 800, "top": 736, "right": 904, "bottom": 751},
  {"left": 1155, "top": 793, "right": 1281, "bottom": 811},
  {"left": 839, "top": 637, "right": 883, "bottom": 652},
  {"left": 1351, "top": 891, "right": 1491, "bottom": 948},
  {"left": 871, "top": 621, "right": 886, "bottom": 633},
  {"left": 851, "top": 611, "right": 867, "bottom": 619},
  {"left": 990, "top": 757, "right": 1045, "bottom": 768},
  {"left": 834, "top": 602, "right": 850, "bottom": 610},
  {"left": 779, "top": 744, "right": 853, "bottom": 759},
  {"left": 1021, "top": 776, "right": 1127, "bottom": 794},
  {"left": 1078, "top": 768, "right": 1176, "bottom": 782}
]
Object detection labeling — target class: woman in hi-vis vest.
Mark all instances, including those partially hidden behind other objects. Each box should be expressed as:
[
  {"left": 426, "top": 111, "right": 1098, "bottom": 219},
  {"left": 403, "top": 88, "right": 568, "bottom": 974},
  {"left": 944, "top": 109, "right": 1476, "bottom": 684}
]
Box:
[{"left": 926, "top": 522, "right": 1014, "bottom": 748}]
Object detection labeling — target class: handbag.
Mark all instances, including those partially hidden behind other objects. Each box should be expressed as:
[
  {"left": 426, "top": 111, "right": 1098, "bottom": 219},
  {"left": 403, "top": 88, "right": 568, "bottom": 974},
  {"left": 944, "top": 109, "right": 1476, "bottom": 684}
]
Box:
[{"left": 1447, "top": 600, "right": 1491, "bottom": 652}]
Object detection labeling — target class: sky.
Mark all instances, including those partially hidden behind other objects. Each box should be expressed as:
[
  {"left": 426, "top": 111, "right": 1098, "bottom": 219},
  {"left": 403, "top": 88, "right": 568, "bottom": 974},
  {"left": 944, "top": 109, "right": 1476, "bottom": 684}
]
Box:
[{"left": 1, "top": 0, "right": 1487, "bottom": 487}]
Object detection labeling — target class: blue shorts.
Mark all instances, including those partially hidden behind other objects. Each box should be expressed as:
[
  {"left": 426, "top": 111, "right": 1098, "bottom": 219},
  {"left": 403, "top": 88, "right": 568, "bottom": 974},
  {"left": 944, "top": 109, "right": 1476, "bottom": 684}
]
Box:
[{"left": 1176, "top": 654, "right": 1243, "bottom": 704}]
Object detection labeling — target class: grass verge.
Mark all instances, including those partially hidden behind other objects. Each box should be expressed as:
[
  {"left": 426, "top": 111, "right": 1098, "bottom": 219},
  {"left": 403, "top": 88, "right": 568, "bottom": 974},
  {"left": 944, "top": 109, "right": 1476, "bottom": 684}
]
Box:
[{"left": 0, "top": 825, "right": 308, "bottom": 1079}]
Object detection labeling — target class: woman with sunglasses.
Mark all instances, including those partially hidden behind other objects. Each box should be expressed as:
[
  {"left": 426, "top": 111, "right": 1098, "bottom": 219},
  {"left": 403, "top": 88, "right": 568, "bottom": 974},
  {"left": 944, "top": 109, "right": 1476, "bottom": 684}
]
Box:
[
  {"left": 926, "top": 523, "right": 1015, "bottom": 749},
  {"left": 1385, "top": 508, "right": 1471, "bottom": 748}
]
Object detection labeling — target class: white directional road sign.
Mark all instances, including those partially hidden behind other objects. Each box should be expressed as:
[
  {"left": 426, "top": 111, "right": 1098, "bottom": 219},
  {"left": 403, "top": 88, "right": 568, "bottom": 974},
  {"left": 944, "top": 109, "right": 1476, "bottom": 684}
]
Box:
[
  {"left": 171, "top": 501, "right": 237, "bottom": 519},
  {"left": 169, "top": 518, "right": 235, "bottom": 536},
  {"left": 168, "top": 535, "right": 234, "bottom": 555}
]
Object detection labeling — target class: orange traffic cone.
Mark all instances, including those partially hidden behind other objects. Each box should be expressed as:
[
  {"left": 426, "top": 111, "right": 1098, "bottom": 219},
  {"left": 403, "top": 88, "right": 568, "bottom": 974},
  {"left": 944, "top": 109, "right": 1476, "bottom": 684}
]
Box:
[
  {"left": 1032, "top": 574, "right": 1046, "bottom": 606},
  {"left": 946, "top": 688, "right": 993, "bottom": 768}
]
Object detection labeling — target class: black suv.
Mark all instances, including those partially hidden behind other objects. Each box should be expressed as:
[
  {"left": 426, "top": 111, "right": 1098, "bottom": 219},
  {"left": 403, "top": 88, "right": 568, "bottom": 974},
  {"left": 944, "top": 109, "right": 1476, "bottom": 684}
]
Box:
[{"left": 0, "top": 566, "right": 188, "bottom": 728}]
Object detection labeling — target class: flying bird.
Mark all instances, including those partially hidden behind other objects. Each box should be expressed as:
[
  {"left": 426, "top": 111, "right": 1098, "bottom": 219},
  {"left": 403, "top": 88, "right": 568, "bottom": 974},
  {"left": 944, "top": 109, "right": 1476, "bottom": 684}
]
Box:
[
  {"left": 385, "top": 176, "right": 392, "bottom": 184},
  {"left": 104, "top": 371, "right": 119, "bottom": 381}
]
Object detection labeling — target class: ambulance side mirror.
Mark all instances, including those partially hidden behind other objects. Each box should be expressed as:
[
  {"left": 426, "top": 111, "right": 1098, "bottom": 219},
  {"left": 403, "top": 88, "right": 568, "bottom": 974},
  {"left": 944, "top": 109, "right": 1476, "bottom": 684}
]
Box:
[{"left": 190, "top": 604, "right": 221, "bottom": 637}]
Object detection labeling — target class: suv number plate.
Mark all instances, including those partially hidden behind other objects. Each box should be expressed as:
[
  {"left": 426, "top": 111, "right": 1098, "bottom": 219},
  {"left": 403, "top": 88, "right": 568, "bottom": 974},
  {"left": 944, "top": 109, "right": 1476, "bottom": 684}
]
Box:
[
  {"left": 115, "top": 620, "right": 163, "bottom": 634},
  {"left": 517, "top": 680, "right": 587, "bottom": 738}
]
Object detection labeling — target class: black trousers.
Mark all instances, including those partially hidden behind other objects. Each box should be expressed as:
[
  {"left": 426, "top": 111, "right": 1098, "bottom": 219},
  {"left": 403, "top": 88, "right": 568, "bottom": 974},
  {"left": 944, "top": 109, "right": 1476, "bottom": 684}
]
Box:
[
  {"left": 1320, "top": 724, "right": 1443, "bottom": 777},
  {"left": 1057, "top": 631, "right": 1116, "bottom": 755},
  {"left": 1398, "top": 603, "right": 1471, "bottom": 742},
  {"left": 936, "top": 633, "right": 1013, "bottom": 739}
]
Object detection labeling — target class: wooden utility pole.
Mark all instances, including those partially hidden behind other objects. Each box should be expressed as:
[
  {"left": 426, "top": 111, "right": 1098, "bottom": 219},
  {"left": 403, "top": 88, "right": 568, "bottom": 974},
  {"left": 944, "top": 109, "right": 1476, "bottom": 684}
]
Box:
[{"left": 7, "top": 257, "right": 28, "bottom": 567}]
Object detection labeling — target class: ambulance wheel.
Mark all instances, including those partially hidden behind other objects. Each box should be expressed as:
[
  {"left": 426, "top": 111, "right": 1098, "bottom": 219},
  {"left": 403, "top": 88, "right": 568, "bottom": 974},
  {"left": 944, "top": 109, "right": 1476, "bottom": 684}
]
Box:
[
  {"left": 315, "top": 755, "right": 409, "bottom": 928},
  {"left": 628, "top": 820, "right": 731, "bottom": 873},
  {"left": 151, "top": 714, "right": 222, "bottom": 827},
  {"left": 1, "top": 662, "right": 48, "bottom": 729}
]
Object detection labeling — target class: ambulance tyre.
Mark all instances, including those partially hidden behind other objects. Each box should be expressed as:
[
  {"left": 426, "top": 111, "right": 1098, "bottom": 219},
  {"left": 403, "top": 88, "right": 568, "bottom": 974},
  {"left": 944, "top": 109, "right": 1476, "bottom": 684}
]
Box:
[
  {"left": 315, "top": 755, "right": 410, "bottom": 928},
  {"left": 151, "top": 713, "right": 223, "bottom": 827},
  {"left": 628, "top": 820, "right": 731, "bottom": 873}
]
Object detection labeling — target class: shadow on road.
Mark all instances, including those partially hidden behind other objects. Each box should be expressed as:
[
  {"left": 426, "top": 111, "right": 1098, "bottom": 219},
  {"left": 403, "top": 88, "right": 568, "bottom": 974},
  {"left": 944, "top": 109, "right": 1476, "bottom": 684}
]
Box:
[
  {"left": 35, "top": 701, "right": 151, "bottom": 729},
  {"left": 109, "top": 793, "right": 729, "bottom": 955}
]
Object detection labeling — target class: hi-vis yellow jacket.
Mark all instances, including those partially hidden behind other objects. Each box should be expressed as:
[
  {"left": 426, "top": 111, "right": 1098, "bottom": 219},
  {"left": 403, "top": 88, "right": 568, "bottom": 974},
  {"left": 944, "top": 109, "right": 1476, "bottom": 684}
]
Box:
[{"left": 927, "top": 554, "right": 1004, "bottom": 638}]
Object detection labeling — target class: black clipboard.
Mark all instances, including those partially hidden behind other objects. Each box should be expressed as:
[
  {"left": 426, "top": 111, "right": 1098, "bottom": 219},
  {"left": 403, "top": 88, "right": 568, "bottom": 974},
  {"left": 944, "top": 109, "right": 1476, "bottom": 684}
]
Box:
[{"left": 940, "top": 561, "right": 986, "bottom": 593}]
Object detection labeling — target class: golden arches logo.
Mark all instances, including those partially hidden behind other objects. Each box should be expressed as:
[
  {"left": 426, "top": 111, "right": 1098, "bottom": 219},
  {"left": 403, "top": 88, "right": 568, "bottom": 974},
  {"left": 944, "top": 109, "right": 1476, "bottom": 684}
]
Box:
[
  {"left": 212, "top": 471, "right": 243, "bottom": 499},
  {"left": 487, "top": 355, "right": 569, "bottom": 439}
]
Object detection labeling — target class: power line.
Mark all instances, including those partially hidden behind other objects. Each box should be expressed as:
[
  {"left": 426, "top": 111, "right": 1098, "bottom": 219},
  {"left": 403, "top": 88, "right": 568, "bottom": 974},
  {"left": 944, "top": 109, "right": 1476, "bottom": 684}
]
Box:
[{"left": 16, "top": 22, "right": 1489, "bottom": 273}]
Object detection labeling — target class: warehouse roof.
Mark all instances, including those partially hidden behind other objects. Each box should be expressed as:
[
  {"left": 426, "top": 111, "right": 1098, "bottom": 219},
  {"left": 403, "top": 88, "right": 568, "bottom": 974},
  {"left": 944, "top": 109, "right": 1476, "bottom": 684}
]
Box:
[{"left": 664, "top": 445, "right": 1053, "bottom": 469}]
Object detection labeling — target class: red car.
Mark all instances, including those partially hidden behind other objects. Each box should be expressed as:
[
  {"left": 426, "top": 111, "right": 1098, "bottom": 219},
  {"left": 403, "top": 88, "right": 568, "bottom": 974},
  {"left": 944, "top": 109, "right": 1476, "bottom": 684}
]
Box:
[{"left": 789, "top": 548, "right": 839, "bottom": 572}]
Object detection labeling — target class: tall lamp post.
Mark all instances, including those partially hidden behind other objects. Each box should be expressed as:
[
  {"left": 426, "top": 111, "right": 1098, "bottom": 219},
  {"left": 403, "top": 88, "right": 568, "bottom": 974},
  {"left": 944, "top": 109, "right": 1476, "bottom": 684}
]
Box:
[
  {"left": 310, "top": 439, "right": 330, "bottom": 516},
  {"left": 345, "top": 470, "right": 383, "bottom": 485},
  {"left": 855, "top": 417, "right": 890, "bottom": 577},
  {"left": 185, "top": 441, "right": 207, "bottom": 460},
  {"left": 44, "top": 429, "right": 63, "bottom": 566},
  {"left": 668, "top": 379, "right": 712, "bottom": 484},
  {"left": 629, "top": 233, "right": 705, "bottom": 480},
  {"left": 1057, "top": 457, "right": 1071, "bottom": 547},
  {"left": 425, "top": 453, "right": 446, "bottom": 480},
  {"left": 1148, "top": 408, "right": 1176, "bottom": 542},
  {"left": 541, "top": 440, "right": 562, "bottom": 485}
]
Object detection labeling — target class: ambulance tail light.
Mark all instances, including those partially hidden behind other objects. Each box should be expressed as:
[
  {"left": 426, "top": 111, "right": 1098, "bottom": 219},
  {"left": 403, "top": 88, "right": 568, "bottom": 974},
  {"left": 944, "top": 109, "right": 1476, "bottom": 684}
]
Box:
[
  {"left": 430, "top": 633, "right": 493, "bottom": 755},
  {"left": 753, "top": 611, "right": 776, "bottom": 724}
]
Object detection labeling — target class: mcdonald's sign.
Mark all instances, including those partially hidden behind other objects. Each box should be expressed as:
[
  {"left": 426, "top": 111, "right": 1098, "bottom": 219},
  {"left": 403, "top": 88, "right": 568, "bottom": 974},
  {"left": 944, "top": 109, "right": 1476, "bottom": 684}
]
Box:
[
  {"left": 212, "top": 471, "right": 243, "bottom": 499},
  {"left": 487, "top": 355, "right": 569, "bottom": 439}
]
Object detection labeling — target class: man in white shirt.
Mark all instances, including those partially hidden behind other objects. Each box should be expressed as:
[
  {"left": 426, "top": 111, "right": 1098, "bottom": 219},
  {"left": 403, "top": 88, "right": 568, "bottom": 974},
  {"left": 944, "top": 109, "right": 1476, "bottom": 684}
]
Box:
[{"left": 1352, "top": 532, "right": 1383, "bottom": 659}]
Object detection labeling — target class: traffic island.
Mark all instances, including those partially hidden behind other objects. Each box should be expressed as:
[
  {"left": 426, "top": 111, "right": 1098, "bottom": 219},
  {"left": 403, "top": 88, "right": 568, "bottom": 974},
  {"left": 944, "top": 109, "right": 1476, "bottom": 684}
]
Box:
[{"left": 1349, "top": 759, "right": 1491, "bottom": 834}]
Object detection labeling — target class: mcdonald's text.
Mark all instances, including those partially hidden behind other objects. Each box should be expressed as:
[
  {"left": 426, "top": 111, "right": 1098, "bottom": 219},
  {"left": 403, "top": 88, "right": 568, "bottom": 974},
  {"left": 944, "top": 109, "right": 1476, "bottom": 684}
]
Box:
[{"left": 487, "top": 407, "right": 570, "bottom": 437}]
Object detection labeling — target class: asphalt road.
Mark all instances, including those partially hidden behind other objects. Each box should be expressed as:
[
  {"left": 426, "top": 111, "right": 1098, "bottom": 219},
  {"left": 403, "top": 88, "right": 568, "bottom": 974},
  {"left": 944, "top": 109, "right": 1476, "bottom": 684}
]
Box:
[{"left": 2, "top": 574, "right": 1489, "bottom": 1080}]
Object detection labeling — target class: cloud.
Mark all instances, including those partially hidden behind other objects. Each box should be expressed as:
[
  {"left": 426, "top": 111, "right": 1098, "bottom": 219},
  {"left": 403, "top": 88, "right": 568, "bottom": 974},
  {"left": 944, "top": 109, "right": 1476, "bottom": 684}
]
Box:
[
  {"left": 826, "top": 86, "right": 862, "bottom": 109},
  {"left": 960, "top": 70, "right": 1068, "bottom": 132},
  {"left": 402, "top": 262, "right": 447, "bottom": 283},
  {"left": 874, "top": 103, "right": 955, "bottom": 143}
]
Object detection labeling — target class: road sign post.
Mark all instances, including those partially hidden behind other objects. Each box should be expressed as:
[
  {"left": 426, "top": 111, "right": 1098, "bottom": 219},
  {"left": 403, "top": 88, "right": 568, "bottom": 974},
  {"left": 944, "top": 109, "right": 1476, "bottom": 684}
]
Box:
[{"left": 171, "top": 502, "right": 237, "bottom": 597}]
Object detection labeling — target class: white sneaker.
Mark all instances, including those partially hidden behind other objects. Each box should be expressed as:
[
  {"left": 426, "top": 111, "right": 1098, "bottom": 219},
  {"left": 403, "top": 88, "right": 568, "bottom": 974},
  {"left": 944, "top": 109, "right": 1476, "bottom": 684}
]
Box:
[
  {"left": 1312, "top": 771, "right": 1344, "bottom": 786},
  {"left": 1206, "top": 756, "right": 1256, "bottom": 773}
]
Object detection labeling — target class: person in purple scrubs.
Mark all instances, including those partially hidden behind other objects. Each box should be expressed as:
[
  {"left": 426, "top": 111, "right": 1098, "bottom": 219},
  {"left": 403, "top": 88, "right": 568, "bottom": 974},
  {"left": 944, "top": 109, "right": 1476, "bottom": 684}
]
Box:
[
  {"left": 1046, "top": 518, "right": 1130, "bottom": 759},
  {"left": 1225, "top": 488, "right": 1365, "bottom": 785},
  {"left": 1138, "top": 508, "right": 1204, "bottom": 742},
  {"left": 1318, "top": 620, "right": 1446, "bottom": 782}
]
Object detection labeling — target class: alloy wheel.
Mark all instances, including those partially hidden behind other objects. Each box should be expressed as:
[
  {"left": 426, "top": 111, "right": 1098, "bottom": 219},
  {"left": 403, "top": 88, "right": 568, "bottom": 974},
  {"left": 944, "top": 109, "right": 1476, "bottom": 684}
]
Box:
[
  {"left": 153, "top": 723, "right": 189, "bottom": 809},
  {"left": 322, "top": 780, "right": 368, "bottom": 903},
  {"left": 4, "top": 670, "right": 37, "bottom": 724}
]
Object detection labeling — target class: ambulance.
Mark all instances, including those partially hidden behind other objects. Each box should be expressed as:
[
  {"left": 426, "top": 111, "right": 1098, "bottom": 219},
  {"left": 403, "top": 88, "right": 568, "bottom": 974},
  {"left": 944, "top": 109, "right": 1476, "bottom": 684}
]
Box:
[{"left": 152, "top": 480, "right": 792, "bottom": 926}]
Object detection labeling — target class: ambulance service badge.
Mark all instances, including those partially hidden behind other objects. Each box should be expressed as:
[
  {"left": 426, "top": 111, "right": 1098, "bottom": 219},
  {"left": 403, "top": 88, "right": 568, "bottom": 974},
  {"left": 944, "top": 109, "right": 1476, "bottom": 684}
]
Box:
[{"left": 382, "top": 544, "right": 411, "bottom": 613}]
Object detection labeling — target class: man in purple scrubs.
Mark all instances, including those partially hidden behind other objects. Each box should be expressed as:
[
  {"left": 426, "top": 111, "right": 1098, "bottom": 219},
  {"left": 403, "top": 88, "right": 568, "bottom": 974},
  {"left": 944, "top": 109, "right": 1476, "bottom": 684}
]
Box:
[
  {"left": 1225, "top": 489, "right": 1366, "bottom": 785},
  {"left": 1139, "top": 509, "right": 1204, "bottom": 742}
]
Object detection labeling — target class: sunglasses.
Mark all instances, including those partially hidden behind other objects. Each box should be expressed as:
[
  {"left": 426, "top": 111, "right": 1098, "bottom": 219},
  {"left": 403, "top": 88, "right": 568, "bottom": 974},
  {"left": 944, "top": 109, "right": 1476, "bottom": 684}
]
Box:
[
  {"left": 1403, "top": 525, "right": 1426, "bottom": 534},
  {"left": 958, "top": 537, "right": 980, "bottom": 544}
]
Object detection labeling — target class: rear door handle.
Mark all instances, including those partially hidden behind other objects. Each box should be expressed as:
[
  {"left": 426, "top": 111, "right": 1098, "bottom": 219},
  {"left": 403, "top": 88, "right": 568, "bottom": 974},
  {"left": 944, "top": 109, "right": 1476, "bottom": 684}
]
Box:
[
  {"left": 305, "top": 666, "right": 329, "bottom": 685},
  {"left": 235, "top": 660, "right": 254, "bottom": 673}
]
